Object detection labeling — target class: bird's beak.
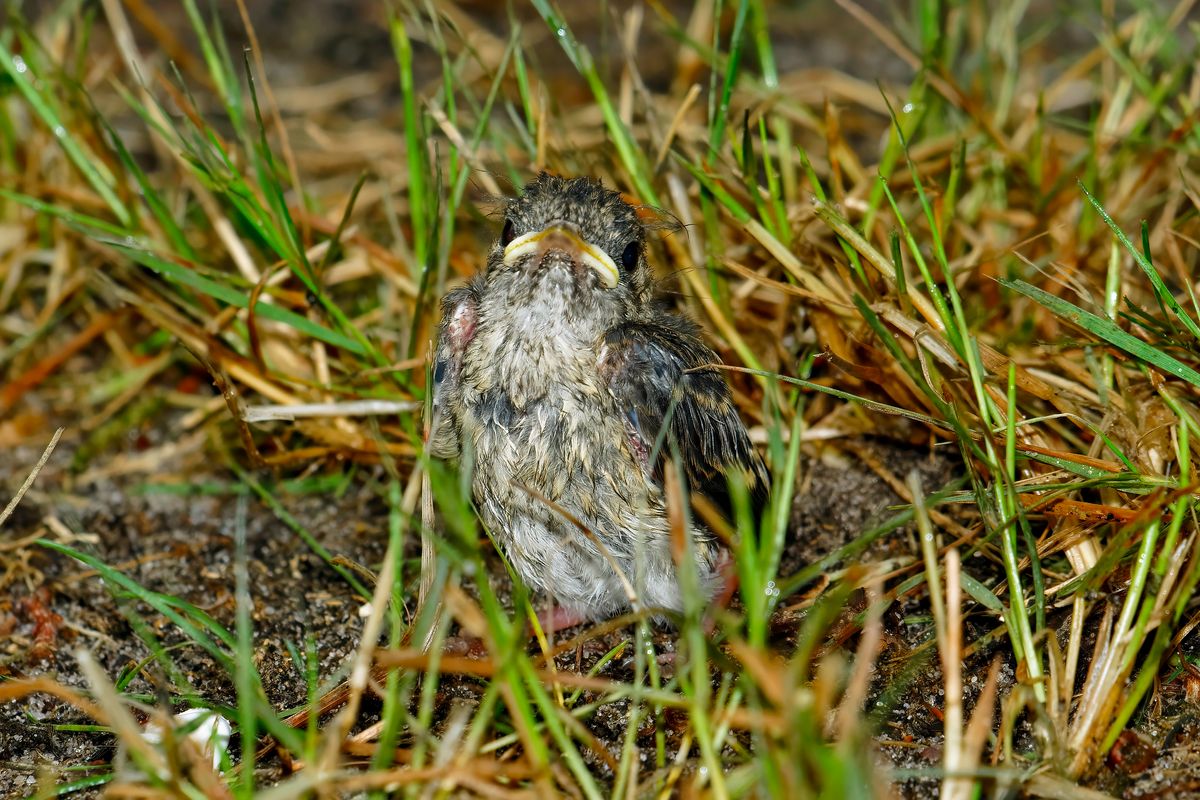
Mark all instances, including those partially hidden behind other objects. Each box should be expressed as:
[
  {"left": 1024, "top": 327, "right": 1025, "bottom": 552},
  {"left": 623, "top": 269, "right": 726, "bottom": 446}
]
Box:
[{"left": 502, "top": 223, "right": 620, "bottom": 289}]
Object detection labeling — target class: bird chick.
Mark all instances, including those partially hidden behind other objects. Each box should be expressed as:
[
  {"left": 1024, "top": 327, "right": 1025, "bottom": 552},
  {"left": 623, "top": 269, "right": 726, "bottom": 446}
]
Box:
[{"left": 429, "top": 173, "right": 766, "bottom": 627}]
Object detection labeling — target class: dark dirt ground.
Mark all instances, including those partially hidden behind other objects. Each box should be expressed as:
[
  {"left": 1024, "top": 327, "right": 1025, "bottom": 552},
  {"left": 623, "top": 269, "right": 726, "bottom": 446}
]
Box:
[
  {"left": 0, "top": 402, "right": 959, "bottom": 795},
  {"left": 5, "top": 408, "right": 1200, "bottom": 797},
  {"left": 0, "top": 422, "right": 385, "bottom": 794},
  {"left": 3, "top": 1, "right": 1196, "bottom": 798}
]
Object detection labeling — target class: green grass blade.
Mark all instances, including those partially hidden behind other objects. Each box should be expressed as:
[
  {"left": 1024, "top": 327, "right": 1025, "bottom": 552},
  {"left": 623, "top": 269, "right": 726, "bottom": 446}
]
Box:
[
  {"left": 233, "top": 496, "right": 256, "bottom": 798},
  {"left": 102, "top": 238, "right": 368, "bottom": 355},
  {"left": 39, "top": 540, "right": 237, "bottom": 663},
  {"left": 707, "top": 0, "right": 750, "bottom": 162},
  {"left": 0, "top": 189, "right": 131, "bottom": 238},
  {"left": 527, "top": 0, "right": 657, "bottom": 204},
  {"left": 0, "top": 40, "right": 131, "bottom": 226},
  {"left": 1001, "top": 278, "right": 1200, "bottom": 389},
  {"left": 1080, "top": 181, "right": 1200, "bottom": 342}
]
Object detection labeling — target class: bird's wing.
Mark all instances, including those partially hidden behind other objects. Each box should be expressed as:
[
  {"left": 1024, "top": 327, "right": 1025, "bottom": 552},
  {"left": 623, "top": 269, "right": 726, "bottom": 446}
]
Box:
[
  {"left": 428, "top": 283, "right": 480, "bottom": 459},
  {"left": 600, "top": 317, "right": 768, "bottom": 516}
]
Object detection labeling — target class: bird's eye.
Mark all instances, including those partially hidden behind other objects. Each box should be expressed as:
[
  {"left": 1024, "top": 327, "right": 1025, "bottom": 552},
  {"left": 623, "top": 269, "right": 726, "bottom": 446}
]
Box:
[
  {"left": 501, "top": 218, "right": 516, "bottom": 246},
  {"left": 620, "top": 241, "right": 640, "bottom": 273}
]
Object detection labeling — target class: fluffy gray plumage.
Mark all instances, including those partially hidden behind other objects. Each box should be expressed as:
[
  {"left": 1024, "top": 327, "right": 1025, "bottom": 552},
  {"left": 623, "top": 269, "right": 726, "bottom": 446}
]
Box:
[{"left": 429, "top": 173, "right": 766, "bottom": 623}]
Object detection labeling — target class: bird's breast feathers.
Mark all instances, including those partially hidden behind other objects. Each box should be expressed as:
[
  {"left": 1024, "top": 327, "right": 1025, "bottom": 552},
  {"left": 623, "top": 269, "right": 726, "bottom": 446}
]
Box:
[{"left": 455, "top": 311, "right": 648, "bottom": 503}]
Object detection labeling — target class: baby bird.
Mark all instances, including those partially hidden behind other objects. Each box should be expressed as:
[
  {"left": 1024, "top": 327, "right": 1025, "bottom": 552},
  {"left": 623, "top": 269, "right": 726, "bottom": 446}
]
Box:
[{"left": 429, "top": 173, "right": 766, "bottom": 627}]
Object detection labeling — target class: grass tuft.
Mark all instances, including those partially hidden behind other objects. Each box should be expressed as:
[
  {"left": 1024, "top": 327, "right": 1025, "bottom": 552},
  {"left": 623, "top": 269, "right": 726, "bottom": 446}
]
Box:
[{"left": 3, "top": 1, "right": 1200, "bottom": 797}]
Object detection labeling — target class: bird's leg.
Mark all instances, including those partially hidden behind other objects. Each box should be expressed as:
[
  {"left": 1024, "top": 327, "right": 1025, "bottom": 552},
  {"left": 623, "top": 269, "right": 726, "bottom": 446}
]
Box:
[
  {"left": 702, "top": 550, "right": 739, "bottom": 634},
  {"left": 535, "top": 602, "right": 589, "bottom": 638}
]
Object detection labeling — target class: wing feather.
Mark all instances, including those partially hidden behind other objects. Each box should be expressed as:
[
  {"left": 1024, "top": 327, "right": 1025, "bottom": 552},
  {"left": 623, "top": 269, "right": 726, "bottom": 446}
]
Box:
[{"left": 601, "top": 316, "right": 768, "bottom": 516}]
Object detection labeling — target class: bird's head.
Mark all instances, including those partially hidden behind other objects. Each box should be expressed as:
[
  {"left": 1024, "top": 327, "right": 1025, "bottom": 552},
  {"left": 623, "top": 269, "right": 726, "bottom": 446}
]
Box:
[{"left": 487, "top": 173, "right": 654, "bottom": 312}]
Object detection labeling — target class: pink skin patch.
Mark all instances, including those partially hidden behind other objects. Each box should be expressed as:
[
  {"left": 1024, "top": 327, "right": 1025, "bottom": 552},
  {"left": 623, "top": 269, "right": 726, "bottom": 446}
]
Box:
[
  {"left": 535, "top": 604, "right": 590, "bottom": 636},
  {"left": 446, "top": 302, "right": 477, "bottom": 353},
  {"left": 709, "top": 549, "right": 738, "bottom": 610},
  {"left": 624, "top": 418, "right": 651, "bottom": 471}
]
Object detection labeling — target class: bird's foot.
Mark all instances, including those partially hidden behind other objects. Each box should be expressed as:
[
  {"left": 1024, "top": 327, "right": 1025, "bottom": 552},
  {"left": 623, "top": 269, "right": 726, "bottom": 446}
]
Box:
[
  {"left": 702, "top": 551, "right": 739, "bottom": 635},
  {"left": 711, "top": 550, "right": 739, "bottom": 609},
  {"left": 444, "top": 634, "right": 489, "bottom": 659},
  {"left": 533, "top": 604, "right": 589, "bottom": 639}
]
